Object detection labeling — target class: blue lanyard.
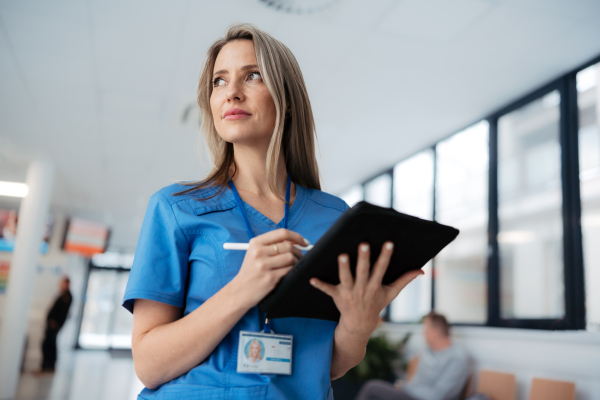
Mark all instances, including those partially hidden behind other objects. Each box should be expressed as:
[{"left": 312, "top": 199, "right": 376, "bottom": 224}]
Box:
[{"left": 228, "top": 175, "right": 292, "bottom": 239}]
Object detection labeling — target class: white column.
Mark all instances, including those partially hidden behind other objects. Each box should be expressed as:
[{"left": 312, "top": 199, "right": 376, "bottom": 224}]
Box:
[{"left": 0, "top": 161, "right": 54, "bottom": 400}]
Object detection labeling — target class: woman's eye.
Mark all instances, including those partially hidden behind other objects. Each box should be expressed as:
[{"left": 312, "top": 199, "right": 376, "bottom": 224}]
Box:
[
  {"left": 247, "top": 71, "right": 261, "bottom": 81},
  {"left": 213, "top": 77, "right": 225, "bottom": 87}
]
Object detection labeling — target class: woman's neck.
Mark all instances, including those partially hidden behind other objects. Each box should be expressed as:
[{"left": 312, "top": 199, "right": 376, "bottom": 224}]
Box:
[{"left": 230, "top": 144, "right": 289, "bottom": 199}]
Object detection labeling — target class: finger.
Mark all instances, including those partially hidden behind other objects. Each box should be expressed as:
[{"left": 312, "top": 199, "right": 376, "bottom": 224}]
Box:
[
  {"left": 254, "top": 229, "right": 309, "bottom": 246},
  {"left": 370, "top": 242, "right": 394, "bottom": 286},
  {"left": 274, "top": 240, "right": 303, "bottom": 259},
  {"left": 355, "top": 243, "right": 370, "bottom": 287},
  {"left": 338, "top": 254, "right": 353, "bottom": 287},
  {"left": 387, "top": 270, "right": 425, "bottom": 301},
  {"left": 309, "top": 278, "right": 336, "bottom": 297},
  {"left": 272, "top": 265, "right": 293, "bottom": 280},
  {"left": 266, "top": 252, "right": 299, "bottom": 270}
]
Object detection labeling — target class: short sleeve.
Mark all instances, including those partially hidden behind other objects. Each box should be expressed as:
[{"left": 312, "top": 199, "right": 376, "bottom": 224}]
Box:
[{"left": 122, "top": 192, "right": 190, "bottom": 313}]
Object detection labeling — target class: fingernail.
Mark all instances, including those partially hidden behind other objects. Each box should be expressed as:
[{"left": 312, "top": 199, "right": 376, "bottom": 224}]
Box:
[
  {"left": 386, "top": 242, "right": 394, "bottom": 250},
  {"left": 340, "top": 255, "right": 348, "bottom": 263},
  {"left": 304, "top": 238, "right": 310, "bottom": 245},
  {"left": 361, "top": 244, "right": 369, "bottom": 253},
  {"left": 309, "top": 279, "right": 316, "bottom": 286}
]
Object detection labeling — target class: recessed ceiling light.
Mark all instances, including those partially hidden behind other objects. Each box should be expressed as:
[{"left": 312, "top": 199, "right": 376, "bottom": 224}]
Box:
[
  {"left": 259, "top": 0, "right": 337, "bottom": 14},
  {"left": 0, "top": 181, "right": 29, "bottom": 198}
]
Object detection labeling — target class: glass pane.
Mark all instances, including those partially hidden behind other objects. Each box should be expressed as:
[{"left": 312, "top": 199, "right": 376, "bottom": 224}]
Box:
[
  {"left": 393, "top": 150, "right": 434, "bottom": 220},
  {"left": 435, "top": 121, "right": 489, "bottom": 323},
  {"left": 577, "top": 63, "right": 600, "bottom": 329},
  {"left": 498, "top": 91, "right": 564, "bottom": 319},
  {"left": 339, "top": 185, "right": 363, "bottom": 208},
  {"left": 79, "top": 269, "right": 133, "bottom": 349},
  {"left": 390, "top": 150, "right": 434, "bottom": 322},
  {"left": 79, "top": 269, "right": 117, "bottom": 349},
  {"left": 111, "top": 272, "right": 134, "bottom": 348},
  {"left": 364, "top": 174, "right": 392, "bottom": 207}
]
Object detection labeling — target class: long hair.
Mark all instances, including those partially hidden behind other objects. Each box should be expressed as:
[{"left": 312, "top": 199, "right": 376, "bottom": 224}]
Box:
[
  {"left": 176, "top": 23, "right": 320, "bottom": 199},
  {"left": 248, "top": 339, "right": 262, "bottom": 361}
]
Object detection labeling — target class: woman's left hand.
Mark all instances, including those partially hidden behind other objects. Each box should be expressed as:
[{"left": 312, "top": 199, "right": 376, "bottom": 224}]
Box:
[{"left": 310, "top": 242, "right": 424, "bottom": 338}]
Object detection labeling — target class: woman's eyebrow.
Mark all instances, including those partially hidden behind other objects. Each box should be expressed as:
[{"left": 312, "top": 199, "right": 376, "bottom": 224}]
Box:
[{"left": 213, "top": 64, "right": 259, "bottom": 78}]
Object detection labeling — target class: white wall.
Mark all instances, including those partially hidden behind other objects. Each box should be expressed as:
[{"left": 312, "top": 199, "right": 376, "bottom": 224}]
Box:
[{"left": 381, "top": 323, "right": 600, "bottom": 400}]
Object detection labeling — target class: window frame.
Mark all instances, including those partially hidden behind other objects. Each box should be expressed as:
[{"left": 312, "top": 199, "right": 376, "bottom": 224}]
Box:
[{"left": 341, "top": 53, "right": 600, "bottom": 330}]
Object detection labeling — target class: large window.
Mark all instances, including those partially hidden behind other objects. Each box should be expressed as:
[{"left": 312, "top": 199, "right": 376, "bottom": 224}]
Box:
[
  {"left": 364, "top": 173, "right": 392, "bottom": 207},
  {"left": 497, "top": 91, "right": 565, "bottom": 320},
  {"left": 340, "top": 185, "right": 364, "bottom": 208},
  {"left": 390, "top": 150, "right": 434, "bottom": 322},
  {"left": 435, "top": 122, "right": 489, "bottom": 323},
  {"left": 578, "top": 62, "right": 600, "bottom": 329},
  {"left": 338, "top": 55, "right": 598, "bottom": 330}
]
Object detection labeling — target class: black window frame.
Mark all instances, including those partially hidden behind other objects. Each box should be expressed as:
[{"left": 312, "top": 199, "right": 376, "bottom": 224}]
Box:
[{"left": 349, "top": 53, "right": 600, "bottom": 330}]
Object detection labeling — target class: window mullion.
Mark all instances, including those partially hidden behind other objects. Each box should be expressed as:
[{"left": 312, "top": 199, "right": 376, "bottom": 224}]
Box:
[
  {"left": 487, "top": 116, "right": 500, "bottom": 327},
  {"left": 559, "top": 74, "right": 586, "bottom": 329}
]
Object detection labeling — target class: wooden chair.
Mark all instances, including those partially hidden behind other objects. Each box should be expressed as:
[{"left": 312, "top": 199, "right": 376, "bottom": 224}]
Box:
[
  {"left": 476, "top": 370, "right": 516, "bottom": 400},
  {"left": 528, "top": 377, "right": 576, "bottom": 400}
]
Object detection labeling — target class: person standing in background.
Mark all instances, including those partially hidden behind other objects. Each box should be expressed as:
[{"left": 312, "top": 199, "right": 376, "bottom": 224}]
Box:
[{"left": 40, "top": 276, "right": 72, "bottom": 373}]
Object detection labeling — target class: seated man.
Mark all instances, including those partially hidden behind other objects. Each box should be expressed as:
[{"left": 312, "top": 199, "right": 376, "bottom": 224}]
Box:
[{"left": 356, "top": 312, "right": 470, "bottom": 400}]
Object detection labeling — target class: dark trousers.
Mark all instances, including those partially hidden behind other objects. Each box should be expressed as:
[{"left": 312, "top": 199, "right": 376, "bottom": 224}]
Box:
[
  {"left": 41, "top": 327, "right": 59, "bottom": 370},
  {"left": 355, "top": 380, "right": 418, "bottom": 400}
]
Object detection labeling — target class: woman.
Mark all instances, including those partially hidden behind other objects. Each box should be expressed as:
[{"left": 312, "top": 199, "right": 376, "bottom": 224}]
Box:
[
  {"left": 123, "top": 23, "right": 423, "bottom": 400},
  {"left": 248, "top": 339, "right": 263, "bottom": 364}
]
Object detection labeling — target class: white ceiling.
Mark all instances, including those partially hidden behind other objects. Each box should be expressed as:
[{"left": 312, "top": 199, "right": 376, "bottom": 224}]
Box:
[{"left": 1, "top": 0, "right": 599, "bottom": 250}]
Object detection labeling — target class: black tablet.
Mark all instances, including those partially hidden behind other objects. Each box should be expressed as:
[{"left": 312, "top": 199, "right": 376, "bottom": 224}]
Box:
[{"left": 258, "top": 201, "right": 459, "bottom": 322}]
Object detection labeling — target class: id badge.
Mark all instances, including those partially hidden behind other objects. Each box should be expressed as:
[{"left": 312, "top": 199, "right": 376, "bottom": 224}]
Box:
[{"left": 237, "top": 330, "right": 293, "bottom": 375}]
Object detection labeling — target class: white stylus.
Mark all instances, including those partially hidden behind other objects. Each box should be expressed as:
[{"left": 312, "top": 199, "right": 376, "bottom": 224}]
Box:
[{"left": 223, "top": 243, "right": 314, "bottom": 251}]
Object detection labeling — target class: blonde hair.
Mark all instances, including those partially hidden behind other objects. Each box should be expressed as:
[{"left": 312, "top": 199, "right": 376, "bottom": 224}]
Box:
[
  {"left": 176, "top": 23, "right": 320, "bottom": 198},
  {"left": 248, "top": 339, "right": 262, "bottom": 360}
]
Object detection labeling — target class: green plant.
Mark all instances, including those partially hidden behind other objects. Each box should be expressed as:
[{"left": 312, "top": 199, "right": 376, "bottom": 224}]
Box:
[{"left": 343, "top": 332, "right": 411, "bottom": 384}]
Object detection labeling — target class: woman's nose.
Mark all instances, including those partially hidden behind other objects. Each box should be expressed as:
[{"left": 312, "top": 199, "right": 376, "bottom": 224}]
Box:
[{"left": 226, "top": 79, "right": 245, "bottom": 102}]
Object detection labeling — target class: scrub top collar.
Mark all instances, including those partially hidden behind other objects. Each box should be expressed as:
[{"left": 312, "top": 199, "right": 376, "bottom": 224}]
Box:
[{"left": 226, "top": 179, "right": 306, "bottom": 233}]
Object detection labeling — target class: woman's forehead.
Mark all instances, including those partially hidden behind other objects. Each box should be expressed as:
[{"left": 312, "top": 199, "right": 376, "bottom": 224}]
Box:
[{"left": 214, "top": 40, "right": 256, "bottom": 72}]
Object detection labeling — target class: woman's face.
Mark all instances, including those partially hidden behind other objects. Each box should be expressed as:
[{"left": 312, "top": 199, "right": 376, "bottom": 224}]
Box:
[
  {"left": 249, "top": 341, "right": 261, "bottom": 358},
  {"left": 210, "top": 40, "right": 277, "bottom": 148}
]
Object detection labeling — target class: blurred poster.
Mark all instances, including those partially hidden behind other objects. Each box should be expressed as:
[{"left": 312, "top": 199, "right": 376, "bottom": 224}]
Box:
[
  {"left": 0, "top": 261, "right": 9, "bottom": 294},
  {"left": 0, "top": 209, "right": 53, "bottom": 254},
  {"left": 62, "top": 218, "right": 109, "bottom": 256}
]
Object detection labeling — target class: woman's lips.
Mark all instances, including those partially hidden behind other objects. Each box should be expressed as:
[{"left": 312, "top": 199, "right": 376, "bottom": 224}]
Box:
[
  {"left": 224, "top": 114, "right": 250, "bottom": 120},
  {"left": 223, "top": 108, "right": 251, "bottom": 120}
]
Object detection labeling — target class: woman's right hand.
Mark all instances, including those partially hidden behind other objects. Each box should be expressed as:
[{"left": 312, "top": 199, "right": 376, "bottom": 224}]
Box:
[{"left": 231, "top": 229, "right": 308, "bottom": 307}]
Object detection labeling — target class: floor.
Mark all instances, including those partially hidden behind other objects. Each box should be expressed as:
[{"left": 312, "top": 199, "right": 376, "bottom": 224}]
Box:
[
  {"left": 15, "top": 350, "right": 144, "bottom": 400},
  {"left": 15, "top": 316, "right": 144, "bottom": 400}
]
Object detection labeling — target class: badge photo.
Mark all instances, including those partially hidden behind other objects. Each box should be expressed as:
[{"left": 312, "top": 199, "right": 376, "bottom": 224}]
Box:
[{"left": 237, "top": 331, "right": 293, "bottom": 375}]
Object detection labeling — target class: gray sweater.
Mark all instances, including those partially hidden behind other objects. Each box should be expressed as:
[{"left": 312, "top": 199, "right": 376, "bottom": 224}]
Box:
[{"left": 403, "top": 344, "right": 470, "bottom": 400}]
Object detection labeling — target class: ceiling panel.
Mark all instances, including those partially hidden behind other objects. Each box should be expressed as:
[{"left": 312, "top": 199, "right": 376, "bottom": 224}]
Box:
[
  {"left": 330, "top": 0, "right": 396, "bottom": 30},
  {"left": 0, "top": 0, "right": 86, "bottom": 21},
  {"left": 379, "top": 0, "right": 495, "bottom": 43},
  {"left": 0, "top": 8, "right": 88, "bottom": 59},
  {"left": 500, "top": 0, "right": 600, "bottom": 22}
]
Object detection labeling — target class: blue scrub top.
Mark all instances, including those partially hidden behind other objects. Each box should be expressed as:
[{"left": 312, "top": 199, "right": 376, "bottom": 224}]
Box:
[{"left": 123, "top": 182, "right": 349, "bottom": 400}]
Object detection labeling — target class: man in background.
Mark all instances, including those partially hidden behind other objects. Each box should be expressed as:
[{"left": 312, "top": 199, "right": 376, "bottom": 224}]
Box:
[
  {"left": 356, "top": 312, "right": 470, "bottom": 400},
  {"left": 40, "top": 276, "right": 72, "bottom": 373}
]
